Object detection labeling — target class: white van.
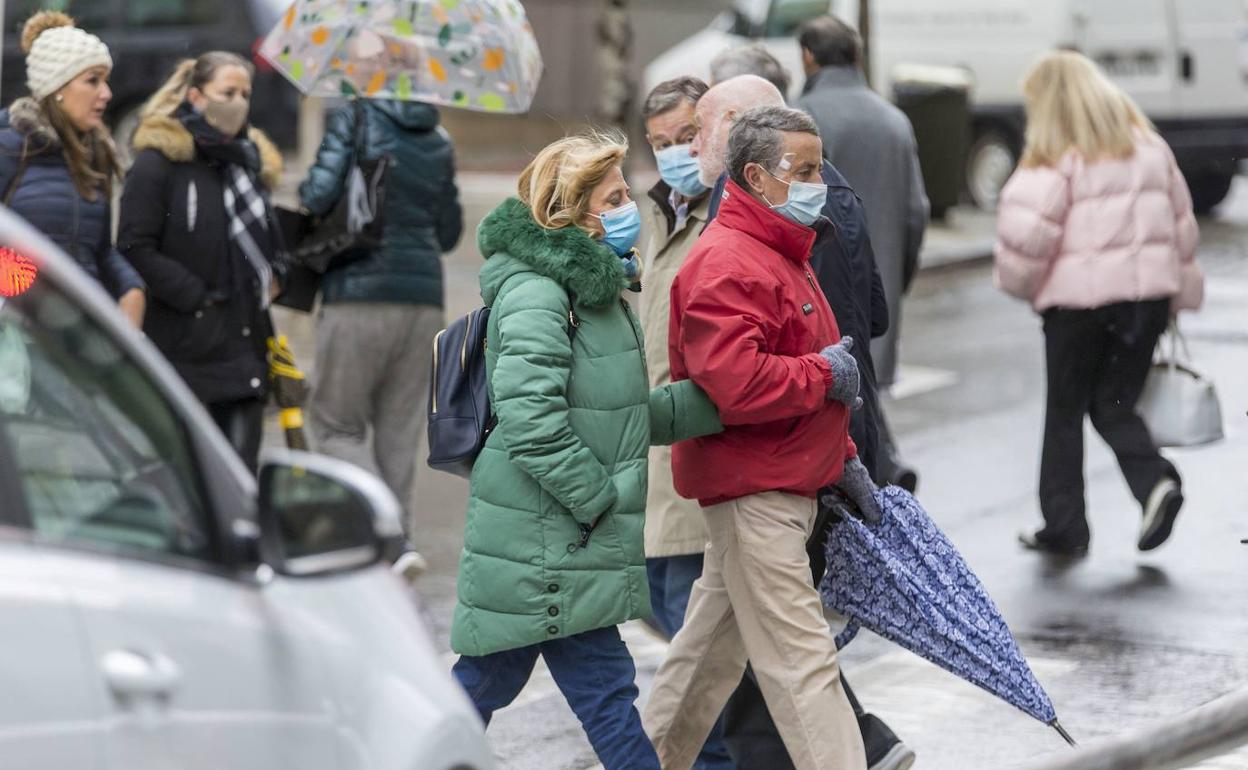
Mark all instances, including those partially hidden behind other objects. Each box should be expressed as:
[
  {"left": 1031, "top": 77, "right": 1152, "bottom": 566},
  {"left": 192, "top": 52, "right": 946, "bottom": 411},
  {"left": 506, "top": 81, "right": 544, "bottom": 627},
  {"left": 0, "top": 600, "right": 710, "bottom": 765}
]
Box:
[{"left": 645, "top": 0, "right": 1248, "bottom": 212}]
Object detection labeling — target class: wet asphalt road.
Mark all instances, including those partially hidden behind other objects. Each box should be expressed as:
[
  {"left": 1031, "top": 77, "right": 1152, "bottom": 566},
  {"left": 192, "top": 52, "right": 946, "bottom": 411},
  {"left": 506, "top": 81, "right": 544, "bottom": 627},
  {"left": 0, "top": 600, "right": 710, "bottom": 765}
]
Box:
[{"left": 269, "top": 179, "right": 1248, "bottom": 770}]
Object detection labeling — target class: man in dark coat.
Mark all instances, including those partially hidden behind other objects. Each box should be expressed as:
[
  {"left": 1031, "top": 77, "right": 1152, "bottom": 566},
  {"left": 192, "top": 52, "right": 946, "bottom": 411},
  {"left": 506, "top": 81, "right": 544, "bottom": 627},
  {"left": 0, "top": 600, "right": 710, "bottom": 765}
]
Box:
[
  {"left": 696, "top": 74, "right": 915, "bottom": 770},
  {"left": 797, "top": 14, "right": 930, "bottom": 491}
]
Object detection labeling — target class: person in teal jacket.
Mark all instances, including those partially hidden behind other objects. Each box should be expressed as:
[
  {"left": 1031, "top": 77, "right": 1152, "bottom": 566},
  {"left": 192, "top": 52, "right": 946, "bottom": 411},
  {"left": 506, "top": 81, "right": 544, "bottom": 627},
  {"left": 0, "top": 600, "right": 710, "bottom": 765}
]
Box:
[
  {"left": 450, "top": 133, "right": 721, "bottom": 770},
  {"left": 298, "top": 99, "right": 462, "bottom": 533}
]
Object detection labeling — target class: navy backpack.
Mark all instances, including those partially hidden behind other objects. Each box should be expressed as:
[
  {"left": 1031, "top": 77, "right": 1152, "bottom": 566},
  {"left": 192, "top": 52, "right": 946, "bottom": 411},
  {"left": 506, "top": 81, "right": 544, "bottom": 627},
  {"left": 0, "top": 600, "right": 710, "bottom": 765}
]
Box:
[{"left": 427, "top": 301, "right": 579, "bottom": 477}]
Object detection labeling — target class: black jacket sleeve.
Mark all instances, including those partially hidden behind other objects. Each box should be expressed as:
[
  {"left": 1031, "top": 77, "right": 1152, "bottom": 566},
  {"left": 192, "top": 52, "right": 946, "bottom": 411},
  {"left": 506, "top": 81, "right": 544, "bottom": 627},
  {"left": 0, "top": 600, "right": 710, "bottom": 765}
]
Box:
[
  {"left": 870, "top": 253, "right": 890, "bottom": 339},
  {"left": 118, "top": 150, "right": 208, "bottom": 313}
]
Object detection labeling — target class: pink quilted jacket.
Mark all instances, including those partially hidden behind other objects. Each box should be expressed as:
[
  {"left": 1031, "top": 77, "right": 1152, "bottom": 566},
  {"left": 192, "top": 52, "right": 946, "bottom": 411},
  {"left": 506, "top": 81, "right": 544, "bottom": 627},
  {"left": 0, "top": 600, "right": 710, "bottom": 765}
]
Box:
[{"left": 993, "top": 130, "right": 1203, "bottom": 313}]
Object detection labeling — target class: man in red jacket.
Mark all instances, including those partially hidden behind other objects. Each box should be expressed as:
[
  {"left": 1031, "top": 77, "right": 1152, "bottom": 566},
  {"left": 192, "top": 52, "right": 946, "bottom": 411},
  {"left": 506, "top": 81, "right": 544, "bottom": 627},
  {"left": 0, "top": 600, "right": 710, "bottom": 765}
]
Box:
[{"left": 642, "top": 106, "right": 878, "bottom": 770}]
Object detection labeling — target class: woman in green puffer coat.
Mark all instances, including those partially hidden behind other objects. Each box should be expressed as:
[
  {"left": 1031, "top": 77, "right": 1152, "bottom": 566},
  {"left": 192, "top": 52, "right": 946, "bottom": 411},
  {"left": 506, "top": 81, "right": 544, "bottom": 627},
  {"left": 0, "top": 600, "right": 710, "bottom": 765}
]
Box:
[{"left": 450, "top": 133, "right": 721, "bottom": 769}]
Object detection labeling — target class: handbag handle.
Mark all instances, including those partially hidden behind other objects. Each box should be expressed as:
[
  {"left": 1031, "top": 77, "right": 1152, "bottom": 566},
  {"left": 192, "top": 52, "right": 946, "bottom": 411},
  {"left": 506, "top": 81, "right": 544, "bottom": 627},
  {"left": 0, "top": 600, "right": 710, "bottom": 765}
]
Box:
[{"left": 1158, "top": 320, "right": 1194, "bottom": 372}]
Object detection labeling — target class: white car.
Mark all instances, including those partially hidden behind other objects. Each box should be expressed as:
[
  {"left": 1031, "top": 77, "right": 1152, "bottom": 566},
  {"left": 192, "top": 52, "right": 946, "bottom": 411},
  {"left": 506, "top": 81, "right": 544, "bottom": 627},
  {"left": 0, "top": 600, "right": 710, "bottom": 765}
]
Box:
[
  {"left": 647, "top": 0, "right": 1248, "bottom": 212},
  {"left": 0, "top": 206, "right": 494, "bottom": 770}
]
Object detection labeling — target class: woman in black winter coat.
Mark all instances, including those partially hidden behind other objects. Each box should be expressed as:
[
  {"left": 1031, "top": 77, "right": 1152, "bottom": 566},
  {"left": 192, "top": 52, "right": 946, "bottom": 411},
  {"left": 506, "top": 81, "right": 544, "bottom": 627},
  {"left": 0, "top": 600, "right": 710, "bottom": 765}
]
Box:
[
  {"left": 119, "top": 52, "right": 285, "bottom": 474},
  {"left": 0, "top": 12, "right": 144, "bottom": 325}
]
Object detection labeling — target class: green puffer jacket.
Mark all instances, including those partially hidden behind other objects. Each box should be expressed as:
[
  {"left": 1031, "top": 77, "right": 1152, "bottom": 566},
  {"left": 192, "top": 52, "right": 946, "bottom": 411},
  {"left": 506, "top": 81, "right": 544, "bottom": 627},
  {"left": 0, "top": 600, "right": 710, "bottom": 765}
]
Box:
[
  {"left": 298, "top": 100, "right": 462, "bottom": 307},
  {"left": 450, "top": 198, "right": 722, "bottom": 657}
]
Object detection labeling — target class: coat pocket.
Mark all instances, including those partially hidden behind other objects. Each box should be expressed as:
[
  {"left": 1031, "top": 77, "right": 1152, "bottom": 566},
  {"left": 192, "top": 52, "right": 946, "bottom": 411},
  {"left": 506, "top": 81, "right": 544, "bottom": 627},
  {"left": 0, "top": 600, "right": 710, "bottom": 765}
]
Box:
[{"left": 172, "top": 303, "right": 230, "bottom": 363}]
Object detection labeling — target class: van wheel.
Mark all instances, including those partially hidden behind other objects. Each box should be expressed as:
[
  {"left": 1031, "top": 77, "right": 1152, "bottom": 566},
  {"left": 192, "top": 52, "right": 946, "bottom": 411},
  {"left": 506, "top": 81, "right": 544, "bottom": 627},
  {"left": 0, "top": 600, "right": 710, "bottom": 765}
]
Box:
[
  {"left": 1185, "top": 170, "right": 1234, "bottom": 215},
  {"left": 111, "top": 105, "right": 144, "bottom": 172},
  {"left": 966, "top": 129, "right": 1018, "bottom": 211}
]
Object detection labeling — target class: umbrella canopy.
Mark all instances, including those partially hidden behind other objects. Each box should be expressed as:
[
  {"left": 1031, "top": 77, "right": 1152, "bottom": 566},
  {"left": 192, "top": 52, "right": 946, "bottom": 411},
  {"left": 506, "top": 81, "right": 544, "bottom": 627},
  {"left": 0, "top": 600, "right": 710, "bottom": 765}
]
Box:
[
  {"left": 821, "top": 486, "right": 1075, "bottom": 745},
  {"left": 259, "top": 0, "right": 543, "bottom": 114}
]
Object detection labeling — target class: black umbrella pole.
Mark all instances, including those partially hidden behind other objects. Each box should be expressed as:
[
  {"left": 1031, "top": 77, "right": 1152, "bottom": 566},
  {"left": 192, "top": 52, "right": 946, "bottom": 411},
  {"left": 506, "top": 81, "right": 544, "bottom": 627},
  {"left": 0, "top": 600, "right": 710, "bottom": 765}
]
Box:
[
  {"left": 1050, "top": 719, "right": 1078, "bottom": 747},
  {"left": 280, "top": 407, "right": 309, "bottom": 451}
]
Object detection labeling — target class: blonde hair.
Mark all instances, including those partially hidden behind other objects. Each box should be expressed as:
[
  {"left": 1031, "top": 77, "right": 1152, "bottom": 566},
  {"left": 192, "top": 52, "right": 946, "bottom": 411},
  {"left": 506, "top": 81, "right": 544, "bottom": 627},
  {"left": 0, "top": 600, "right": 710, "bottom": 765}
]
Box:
[
  {"left": 517, "top": 130, "right": 628, "bottom": 233},
  {"left": 1020, "top": 50, "right": 1153, "bottom": 168},
  {"left": 141, "top": 52, "right": 253, "bottom": 119}
]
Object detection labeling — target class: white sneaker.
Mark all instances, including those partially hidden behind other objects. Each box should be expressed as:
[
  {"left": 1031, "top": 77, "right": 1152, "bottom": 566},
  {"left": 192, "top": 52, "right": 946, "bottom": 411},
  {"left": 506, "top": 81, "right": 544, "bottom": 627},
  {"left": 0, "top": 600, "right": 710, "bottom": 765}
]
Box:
[
  {"left": 870, "top": 743, "right": 917, "bottom": 770},
  {"left": 1139, "top": 478, "right": 1183, "bottom": 551}
]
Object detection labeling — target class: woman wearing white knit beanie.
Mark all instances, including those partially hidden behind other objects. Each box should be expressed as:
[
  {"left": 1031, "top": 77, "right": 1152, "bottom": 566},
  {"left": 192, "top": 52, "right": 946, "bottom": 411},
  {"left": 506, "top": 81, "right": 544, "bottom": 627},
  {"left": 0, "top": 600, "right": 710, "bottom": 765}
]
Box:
[{"left": 0, "top": 11, "right": 145, "bottom": 327}]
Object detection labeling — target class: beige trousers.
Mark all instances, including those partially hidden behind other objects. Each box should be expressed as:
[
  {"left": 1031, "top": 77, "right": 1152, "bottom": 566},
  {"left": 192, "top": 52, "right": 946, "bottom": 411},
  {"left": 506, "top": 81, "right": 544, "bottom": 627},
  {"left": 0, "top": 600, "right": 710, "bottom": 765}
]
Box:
[{"left": 642, "top": 491, "right": 866, "bottom": 770}]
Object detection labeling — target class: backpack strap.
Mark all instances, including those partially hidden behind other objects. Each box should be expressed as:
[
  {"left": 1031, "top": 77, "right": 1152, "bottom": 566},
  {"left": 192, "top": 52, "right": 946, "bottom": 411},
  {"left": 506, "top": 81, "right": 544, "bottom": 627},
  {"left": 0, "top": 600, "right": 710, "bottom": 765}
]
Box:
[{"left": 3, "top": 138, "right": 31, "bottom": 206}]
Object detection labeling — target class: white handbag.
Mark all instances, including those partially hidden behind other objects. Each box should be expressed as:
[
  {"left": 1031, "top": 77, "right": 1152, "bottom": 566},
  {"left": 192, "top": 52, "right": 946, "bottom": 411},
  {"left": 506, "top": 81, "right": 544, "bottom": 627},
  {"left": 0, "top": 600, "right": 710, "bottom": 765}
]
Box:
[{"left": 1137, "top": 326, "right": 1224, "bottom": 448}]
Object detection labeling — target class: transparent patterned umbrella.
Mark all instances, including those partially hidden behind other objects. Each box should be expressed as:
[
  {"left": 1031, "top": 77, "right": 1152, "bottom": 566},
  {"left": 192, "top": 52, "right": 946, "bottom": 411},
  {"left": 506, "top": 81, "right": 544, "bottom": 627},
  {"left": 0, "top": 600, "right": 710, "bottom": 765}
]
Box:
[
  {"left": 821, "top": 486, "right": 1077, "bottom": 746},
  {"left": 259, "top": 0, "right": 543, "bottom": 114}
]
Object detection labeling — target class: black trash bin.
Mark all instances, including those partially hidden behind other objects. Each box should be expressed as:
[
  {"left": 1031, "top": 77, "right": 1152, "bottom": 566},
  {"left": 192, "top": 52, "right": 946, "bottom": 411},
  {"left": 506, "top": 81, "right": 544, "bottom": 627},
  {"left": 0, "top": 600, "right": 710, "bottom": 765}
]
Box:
[{"left": 892, "top": 65, "right": 972, "bottom": 220}]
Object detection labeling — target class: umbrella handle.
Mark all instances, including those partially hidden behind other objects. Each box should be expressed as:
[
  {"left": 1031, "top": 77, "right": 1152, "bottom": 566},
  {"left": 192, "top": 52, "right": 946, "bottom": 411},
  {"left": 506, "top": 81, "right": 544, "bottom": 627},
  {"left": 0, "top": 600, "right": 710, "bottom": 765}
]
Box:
[{"left": 1050, "top": 719, "right": 1077, "bottom": 747}]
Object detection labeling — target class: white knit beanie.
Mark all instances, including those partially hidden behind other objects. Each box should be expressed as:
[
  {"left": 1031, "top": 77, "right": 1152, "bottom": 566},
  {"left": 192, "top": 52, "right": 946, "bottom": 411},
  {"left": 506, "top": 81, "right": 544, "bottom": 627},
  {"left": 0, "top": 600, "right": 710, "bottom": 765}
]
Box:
[{"left": 22, "top": 12, "right": 113, "bottom": 102}]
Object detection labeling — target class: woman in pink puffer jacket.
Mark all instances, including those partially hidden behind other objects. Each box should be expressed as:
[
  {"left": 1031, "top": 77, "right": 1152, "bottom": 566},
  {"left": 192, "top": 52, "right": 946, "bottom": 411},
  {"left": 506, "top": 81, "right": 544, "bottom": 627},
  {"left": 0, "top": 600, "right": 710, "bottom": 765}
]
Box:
[{"left": 993, "top": 50, "right": 1204, "bottom": 556}]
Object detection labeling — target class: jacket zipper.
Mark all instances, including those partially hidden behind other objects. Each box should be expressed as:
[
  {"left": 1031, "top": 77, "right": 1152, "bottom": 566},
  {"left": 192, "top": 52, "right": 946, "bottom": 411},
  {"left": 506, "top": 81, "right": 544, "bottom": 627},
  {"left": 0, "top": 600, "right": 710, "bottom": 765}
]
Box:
[{"left": 430, "top": 328, "right": 446, "bottom": 413}]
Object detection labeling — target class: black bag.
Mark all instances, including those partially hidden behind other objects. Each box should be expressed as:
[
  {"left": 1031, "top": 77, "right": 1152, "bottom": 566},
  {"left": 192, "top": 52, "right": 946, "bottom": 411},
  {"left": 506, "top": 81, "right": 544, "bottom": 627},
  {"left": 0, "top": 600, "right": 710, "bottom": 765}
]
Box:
[
  {"left": 427, "top": 300, "right": 580, "bottom": 478},
  {"left": 289, "top": 101, "right": 391, "bottom": 274}
]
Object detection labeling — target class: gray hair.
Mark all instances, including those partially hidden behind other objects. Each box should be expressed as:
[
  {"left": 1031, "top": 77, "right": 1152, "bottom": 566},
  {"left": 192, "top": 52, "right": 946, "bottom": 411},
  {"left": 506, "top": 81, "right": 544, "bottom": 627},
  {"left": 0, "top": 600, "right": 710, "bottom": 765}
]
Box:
[
  {"left": 642, "top": 75, "right": 709, "bottom": 120},
  {"left": 727, "top": 106, "right": 820, "bottom": 189},
  {"left": 710, "top": 44, "right": 791, "bottom": 97},
  {"left": 799, "top": 15, "right": 862, "bottom": 69}
]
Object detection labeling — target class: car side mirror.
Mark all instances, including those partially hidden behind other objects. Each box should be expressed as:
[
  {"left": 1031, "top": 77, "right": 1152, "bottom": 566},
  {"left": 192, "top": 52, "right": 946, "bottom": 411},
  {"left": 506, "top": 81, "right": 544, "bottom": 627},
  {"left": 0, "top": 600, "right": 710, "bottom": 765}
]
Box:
[{"left": 257, "top": 449, "right": 406, "bottom": 577}]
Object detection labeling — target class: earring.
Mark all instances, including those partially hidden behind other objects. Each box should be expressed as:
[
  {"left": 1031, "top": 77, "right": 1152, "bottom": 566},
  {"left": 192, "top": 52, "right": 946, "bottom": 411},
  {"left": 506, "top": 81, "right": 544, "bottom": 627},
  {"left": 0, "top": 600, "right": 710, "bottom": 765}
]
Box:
[{"left": 55, "top": 94, "right": 63, "bottom": 103}]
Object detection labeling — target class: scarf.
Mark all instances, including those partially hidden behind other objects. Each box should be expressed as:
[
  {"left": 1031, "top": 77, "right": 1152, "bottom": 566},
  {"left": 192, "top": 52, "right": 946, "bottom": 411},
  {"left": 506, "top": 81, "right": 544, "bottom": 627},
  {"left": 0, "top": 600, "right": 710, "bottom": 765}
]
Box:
[{"left": 177, "top": 102, "right": 273, "bottom": 308}]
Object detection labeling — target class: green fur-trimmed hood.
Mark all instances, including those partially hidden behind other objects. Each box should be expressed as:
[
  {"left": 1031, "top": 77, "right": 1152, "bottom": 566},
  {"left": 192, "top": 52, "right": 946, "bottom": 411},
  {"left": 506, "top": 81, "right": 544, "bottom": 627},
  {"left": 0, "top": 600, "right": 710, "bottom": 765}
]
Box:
[{"left": 478, "top": 197, "right": 627, "bottom": 308}]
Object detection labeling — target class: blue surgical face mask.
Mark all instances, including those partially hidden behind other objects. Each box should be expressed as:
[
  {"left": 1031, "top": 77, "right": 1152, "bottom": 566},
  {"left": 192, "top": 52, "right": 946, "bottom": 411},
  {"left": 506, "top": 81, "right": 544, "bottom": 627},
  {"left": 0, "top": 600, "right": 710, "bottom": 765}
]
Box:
[
  {"left": 762, "top": 168, "right": 827, "bottom": 227},
  {"left": 599, "top": 200, "right": 641, "bottom": 257},
  {"left": 655, "top": 144, "right": 708, "bottom": 197}
]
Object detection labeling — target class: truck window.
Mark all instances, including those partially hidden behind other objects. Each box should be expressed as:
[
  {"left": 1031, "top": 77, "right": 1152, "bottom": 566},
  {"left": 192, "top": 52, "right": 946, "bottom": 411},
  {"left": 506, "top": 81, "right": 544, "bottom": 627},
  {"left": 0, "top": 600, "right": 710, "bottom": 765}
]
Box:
[
  {"left": 9, "top": 1, "right": 112, "bottom": 31},
  {"left": 764, "top": 0, "right": 829, "bottom": 38},
  {"left": 125, "top": 0, "right": 221, "bottom": 27}
]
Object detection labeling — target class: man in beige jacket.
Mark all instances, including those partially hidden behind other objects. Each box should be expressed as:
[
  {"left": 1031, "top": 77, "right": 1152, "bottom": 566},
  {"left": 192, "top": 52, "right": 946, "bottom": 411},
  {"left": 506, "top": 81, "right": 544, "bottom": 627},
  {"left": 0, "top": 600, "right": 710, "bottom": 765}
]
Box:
[{"left": 639, "top": 76, "right": 733, "bottom": 770}]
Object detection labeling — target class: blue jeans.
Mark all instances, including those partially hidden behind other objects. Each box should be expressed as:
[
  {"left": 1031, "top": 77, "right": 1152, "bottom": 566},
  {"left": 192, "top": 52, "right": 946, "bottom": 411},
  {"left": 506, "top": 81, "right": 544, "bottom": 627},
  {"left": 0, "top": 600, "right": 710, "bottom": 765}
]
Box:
[
  {"left": 452, "top": 625, "right": 660, "bottom": 770},
  {"left": 647, "top": 555, "right": 735, "bottom": 770}
]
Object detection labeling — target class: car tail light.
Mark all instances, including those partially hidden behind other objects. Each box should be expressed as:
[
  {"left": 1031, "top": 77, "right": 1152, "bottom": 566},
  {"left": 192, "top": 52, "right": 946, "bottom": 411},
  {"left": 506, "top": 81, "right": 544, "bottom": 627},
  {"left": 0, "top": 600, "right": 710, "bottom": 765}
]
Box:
[{"left": 0, "top": 247, "right": 37, "bottom": 297}]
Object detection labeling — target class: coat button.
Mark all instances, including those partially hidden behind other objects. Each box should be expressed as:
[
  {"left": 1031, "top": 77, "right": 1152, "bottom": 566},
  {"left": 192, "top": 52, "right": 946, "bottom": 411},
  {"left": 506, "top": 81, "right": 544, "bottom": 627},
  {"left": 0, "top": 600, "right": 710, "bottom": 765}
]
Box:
[
  {"left": 548, "top": 606, "right": 559, "bottom": 617},
  {"left": 547, "top": 625, "right": 559, "bottom": 635},
  {"left": 547, "top": 583, "right": 559, "bottom": 593},
  {"left": 194, "top": 310, "right": 203, "bottom": 319},
  {"left": 249, "top": 377, "right": 261, "bottom": 389},
  {"left": 566, "top": 543, "right": 577, "bottom": 553},
  {"left": 242, "top": 326, "right": 251, "bottom": 337}
]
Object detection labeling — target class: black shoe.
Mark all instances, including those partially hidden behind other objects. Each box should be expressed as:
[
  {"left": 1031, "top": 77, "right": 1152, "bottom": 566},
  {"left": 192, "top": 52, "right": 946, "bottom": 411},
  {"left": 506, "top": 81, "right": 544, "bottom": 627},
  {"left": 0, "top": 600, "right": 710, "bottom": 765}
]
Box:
[
  {"left": 1139, "top": 479, "right": 1183, "bottom": 551},
  {"left": 860, "top": 713, "right": 916, "bottom": 770},
  {"left": 1019, "top": 530, "right": 1089, "bottom": 556},
  {"left": 893, "top": 467, "right": 918, "bottom": 494}
]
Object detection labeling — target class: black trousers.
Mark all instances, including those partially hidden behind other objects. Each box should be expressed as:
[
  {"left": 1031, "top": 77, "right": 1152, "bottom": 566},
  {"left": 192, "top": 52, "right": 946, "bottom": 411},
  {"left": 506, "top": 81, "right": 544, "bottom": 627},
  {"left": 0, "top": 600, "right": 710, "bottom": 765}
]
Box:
[
  {"left": 1038, "top": 299, "right": 1177, "bottom": 544},
  {"left": 208, "top": 397, "right": 266, "bottom": 476},
  {"left": 722, "top": 503, "right": 901, "bottom": 769}
]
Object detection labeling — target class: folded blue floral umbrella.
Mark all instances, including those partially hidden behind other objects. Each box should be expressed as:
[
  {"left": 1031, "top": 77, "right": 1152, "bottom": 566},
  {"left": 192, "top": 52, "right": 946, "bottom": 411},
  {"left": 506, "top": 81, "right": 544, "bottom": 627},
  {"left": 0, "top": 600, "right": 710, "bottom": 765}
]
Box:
[{"left": 820, "top": 486, "right": 1076, "bottom": 746}]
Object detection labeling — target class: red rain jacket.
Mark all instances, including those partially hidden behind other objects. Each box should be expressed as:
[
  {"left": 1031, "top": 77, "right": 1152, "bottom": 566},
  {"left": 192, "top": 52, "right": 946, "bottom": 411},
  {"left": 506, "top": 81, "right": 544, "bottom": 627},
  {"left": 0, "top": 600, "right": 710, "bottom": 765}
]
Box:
[{"left": 669, "top": 180, "right": 856, "bottom": 507}]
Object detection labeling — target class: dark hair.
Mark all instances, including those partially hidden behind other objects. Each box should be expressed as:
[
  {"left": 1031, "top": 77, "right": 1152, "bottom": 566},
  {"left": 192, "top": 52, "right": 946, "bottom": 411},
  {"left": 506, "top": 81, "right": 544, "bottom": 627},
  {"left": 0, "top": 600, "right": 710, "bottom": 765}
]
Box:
[
  {"left": 799, "top": 15, "right": 862, "bottom": 69},
  {"left": 710, "top": 44, "right": 791, "bottom": 97},
  {"left": 642, "top": 76, "right": 709, "bottom": 120},
  {"left": 43, "top": 90, "right": 120, "bottom": 202},
  {"left": 727, "top": 106, "right": 819, "bottom": 189}
]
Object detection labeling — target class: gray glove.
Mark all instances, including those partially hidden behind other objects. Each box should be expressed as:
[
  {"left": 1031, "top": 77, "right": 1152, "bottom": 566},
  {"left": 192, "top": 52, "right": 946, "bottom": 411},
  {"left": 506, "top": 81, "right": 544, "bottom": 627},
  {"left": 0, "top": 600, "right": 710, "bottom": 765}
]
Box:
[
  {"left": 821, "top": 457, "right": 882, "bottom": 524},
  {"left": 819, "top": 336, "right": 862, "bottom": 410}
]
